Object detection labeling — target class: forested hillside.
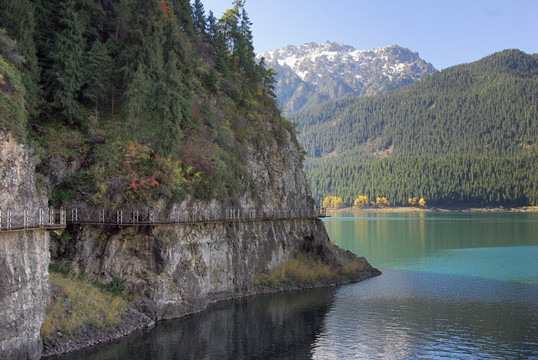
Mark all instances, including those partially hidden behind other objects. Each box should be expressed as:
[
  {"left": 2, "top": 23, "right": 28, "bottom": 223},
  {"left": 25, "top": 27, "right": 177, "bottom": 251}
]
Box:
[
  {"left": 0, "top": 0, "right": 291, "bottom": 207},
  {"left": 288, "top": 50, "right": 538, "bottom": 206}
]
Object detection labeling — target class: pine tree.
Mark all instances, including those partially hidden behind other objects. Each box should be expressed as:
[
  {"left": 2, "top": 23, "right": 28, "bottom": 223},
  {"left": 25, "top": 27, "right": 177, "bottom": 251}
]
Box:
[
  {"left": 48, "top": 0, "right": 85, "bottom": 125},
  {"left": 84, "top": 40, "right": 113, "bottom": 115},
  {"left": 192, "top": 0, "right": 206, "bottom": 35},
  {"left": 237, "top": 7, "right": 255, "bottom": 77},
  {"left": 169, "top": 0, "right": 194, "bottom": 38},
  {"left": 125, "top": 63, "right": 150, "bottom": 124}
]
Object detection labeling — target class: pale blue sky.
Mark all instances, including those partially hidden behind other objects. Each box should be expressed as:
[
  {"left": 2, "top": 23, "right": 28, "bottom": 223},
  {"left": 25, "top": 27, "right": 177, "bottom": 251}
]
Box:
[{"left": 200, "top": 0, "right": 538, "bottom": 69}]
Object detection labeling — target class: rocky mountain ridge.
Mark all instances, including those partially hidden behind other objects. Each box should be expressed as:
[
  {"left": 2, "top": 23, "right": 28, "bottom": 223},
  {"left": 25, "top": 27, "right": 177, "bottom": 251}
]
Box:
[{"left": 257, "top": 42, "right": 437, "bottom": 113}]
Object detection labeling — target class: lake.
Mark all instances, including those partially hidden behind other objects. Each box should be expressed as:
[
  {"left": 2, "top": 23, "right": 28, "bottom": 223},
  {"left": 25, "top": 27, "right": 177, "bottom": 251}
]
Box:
[{"left": 63, "top": 212, "right": 538, "bottom": 359}]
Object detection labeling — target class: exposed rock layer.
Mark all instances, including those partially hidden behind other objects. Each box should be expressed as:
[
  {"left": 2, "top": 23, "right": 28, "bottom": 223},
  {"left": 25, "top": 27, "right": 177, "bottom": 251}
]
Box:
[
  {"left": 54, "top": 217, "right": 368, "bottom": 321},
  {"left": 0, "top": 231, "right": 50, "bottom": 360},
  {"left": 0, "top": 130, "right": 49, "bottom": 360}
]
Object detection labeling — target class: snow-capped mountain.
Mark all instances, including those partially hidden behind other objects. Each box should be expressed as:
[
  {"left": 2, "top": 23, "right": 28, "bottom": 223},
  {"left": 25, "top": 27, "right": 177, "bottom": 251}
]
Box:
[{"left": 257, "top": 42, "right": 437, "bottom": 113}]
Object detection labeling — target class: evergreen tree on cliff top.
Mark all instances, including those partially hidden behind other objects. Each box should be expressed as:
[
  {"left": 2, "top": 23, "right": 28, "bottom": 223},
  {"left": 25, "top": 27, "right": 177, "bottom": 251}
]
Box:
[{"left": 0, "top": 0, "right": 284, "bottom": 205}]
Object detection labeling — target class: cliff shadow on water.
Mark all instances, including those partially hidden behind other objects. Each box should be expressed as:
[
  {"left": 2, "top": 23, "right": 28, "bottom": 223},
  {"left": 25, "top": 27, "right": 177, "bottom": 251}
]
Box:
[
  {"left": 61, "top": 287, "right": 338, "bottom": 360},
  {"left": 41, "top": 215, "right": 379, "bottom": 358}
]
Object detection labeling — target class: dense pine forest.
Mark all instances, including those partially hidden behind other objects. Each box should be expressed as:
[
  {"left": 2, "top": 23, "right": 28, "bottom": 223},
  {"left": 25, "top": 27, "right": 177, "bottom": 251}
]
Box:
[
  {"left": 0, "top": 0, "right": 291, "bottom": 207},
  {"left": 288, "top": 50, "right": 538, "bottom": 207}
]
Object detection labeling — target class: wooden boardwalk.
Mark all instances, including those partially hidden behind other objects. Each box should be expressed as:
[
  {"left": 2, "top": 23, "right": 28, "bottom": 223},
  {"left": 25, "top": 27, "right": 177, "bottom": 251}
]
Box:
[{"left": 0, "top": 206, "right": 327, "bottom": 233}]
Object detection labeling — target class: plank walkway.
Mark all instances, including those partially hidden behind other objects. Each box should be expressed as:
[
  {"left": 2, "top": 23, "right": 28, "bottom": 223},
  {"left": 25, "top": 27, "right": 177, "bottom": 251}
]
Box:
[{"left": 0, "top": 206, "right": 327, "bottom": 233}]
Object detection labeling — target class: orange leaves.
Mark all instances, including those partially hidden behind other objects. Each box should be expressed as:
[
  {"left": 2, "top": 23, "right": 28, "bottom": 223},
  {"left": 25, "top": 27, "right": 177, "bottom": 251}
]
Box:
[
  {"left": 161, "top": 1, "right": 174, "bottom": 18},
  {"left": 127, "top": 174, "right": 159, "bottom": 193},
  {"left": 123, "top": 141, "right": 158, "bottom": 196}
]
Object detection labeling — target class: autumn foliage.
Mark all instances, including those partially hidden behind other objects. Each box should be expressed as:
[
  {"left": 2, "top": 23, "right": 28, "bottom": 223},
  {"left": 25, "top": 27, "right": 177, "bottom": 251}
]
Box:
[
  {"left": 353, "top": 195, "right": 369, "bottom": 208},
  {"left": 160, "top": 1, "right": 174, "bottom": 18},
  {"left": 322, "top": 196, "right": 344, "bottom": 209}
]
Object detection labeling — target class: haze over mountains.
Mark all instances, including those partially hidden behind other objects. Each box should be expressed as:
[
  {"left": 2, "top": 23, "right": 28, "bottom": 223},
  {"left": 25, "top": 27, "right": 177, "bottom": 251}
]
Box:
[{"left": 257, "top": 42, "right": 436, "bottom": 113}]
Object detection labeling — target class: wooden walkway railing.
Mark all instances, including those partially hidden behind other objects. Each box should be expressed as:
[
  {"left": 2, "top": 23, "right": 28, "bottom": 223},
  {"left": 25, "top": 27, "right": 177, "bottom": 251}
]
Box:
[{"left": 0, "top": 206, "right": 327, "bottom": 233}]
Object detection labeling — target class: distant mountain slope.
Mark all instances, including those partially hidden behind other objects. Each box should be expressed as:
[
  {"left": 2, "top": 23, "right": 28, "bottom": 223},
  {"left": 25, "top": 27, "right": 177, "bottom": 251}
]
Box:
[
  {"left": 257, "top": 42, "right": 436, "bottom": 113},
  {"left": 287, "top": 50, "right": 538, "bottom": 206}
]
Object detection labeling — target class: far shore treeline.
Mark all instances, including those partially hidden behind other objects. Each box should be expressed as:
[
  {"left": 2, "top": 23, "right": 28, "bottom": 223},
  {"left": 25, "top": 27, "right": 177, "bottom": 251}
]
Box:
[{"left": 289, "top": 50, "right": 538, "bottom": 207}]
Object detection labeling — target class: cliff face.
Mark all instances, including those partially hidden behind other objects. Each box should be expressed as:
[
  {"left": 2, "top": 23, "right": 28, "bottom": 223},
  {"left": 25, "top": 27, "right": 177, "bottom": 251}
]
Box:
[
  {"left": 0, "top": 131, "right": 50, "bottom": 360},
  {"left": 57, "top": 218, "right": 332, "bottom": 320},
  {"left": 0, "top": 231, "right": 50, "bottom": 360},
  {"left": 52, "top": 123, "right": 377, "bottom": 322},
  {"left": 0, "top": 131, "right": 46, "bottom": 211}
]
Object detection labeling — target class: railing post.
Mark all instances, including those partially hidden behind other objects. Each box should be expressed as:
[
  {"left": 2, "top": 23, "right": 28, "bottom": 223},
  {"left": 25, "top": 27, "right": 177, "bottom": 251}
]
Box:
[
  {"left": 71, "top": 208, "right": 78, "bottom": 222},
  {"left": 49, "top": 207, "right": 54, "bottom": 225},
  {"left": 0, "top": 209, "right": 3, "bottom": 230},
  {"left": 117, "top": 210, "right": 123, "bottom": 224},
  {"left": 39, "top": 208, "right": 44, "bottom": 227},
  {"left": 7, "top": 209, "right": 12, "bottom": 230},
  {"left": 60, "top": 207, "right": 66, "bottom": 226},
  {"left": 99, "top": 209, "right": 105, "bottom": 223},
  {"left": 149, "top": 210, "right": 155, "bottom": 224},
  {"left": 23, "top": 207, "right": 29, "bottom": 229},
  {"left": 132, "top": 210, "right": 139, "bottom": 224}
]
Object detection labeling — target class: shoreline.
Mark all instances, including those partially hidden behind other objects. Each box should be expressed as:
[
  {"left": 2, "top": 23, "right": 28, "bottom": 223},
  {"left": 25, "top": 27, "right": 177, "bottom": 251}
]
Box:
[
  {"left": 327, "top": 205, "right": 538, "bottom": 214},
  {"left": 40, "top": 269, "right": 380, "bottom": 359}
]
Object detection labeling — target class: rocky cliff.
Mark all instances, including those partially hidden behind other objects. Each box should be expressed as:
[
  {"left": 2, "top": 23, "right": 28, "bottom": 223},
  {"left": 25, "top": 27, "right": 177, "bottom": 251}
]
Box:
[
  {"left": 0, "top": 130, "right": 49, "bottom": 360},
  {"left": 51, "top": 121, "right": 378, "bottom": 324}
]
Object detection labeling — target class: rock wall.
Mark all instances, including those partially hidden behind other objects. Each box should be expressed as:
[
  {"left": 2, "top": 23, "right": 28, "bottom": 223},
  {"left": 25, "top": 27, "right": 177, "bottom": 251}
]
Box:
[
  {"left": 0, "top": 230, "right": 50, "bottom": 360},
  {"left": 0, "top": 130, "right": 50, "bottom": 360},
  {"left": 55, "top": 218, "right": 335, "bottom": 320},
  {"left": 50, "top": 121, "right": 377, "bottom": 321},
  {"left": 0, "top": 131, "right": 46, "bottom": 211}
]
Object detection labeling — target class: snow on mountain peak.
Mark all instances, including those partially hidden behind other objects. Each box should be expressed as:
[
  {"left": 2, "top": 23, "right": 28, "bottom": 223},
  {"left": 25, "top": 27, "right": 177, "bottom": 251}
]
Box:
[{"left": 256, "top": 41, "right": 437, "bottom": 113}]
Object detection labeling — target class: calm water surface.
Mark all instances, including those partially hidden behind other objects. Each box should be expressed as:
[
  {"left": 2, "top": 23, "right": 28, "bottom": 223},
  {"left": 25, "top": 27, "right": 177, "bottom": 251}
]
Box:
[{"left": 65, "top": 212, "right": 538, "bottom": 359}]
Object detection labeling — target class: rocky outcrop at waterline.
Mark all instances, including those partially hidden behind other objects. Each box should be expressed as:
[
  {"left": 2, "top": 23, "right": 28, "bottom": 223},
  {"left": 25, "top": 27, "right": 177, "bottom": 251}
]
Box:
[
  {"left": 50, "top": 127, "right": 379, "bottom": 322},
  {"left": 0, "top": 114, "right": 380, "bottom": 359},
  {"left": 52, "top": 217, "right": 379, "bottom": 322}
]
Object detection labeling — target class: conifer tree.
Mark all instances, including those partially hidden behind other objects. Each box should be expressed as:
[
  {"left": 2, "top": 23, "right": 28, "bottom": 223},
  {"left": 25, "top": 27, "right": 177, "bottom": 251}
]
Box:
[
  {"left": 48, "top": 0, "right": 85, "bottom": 125},
  {"left": 85, "top": 40, "right": 113, "bottom": 115},
  {"left": 192, "top": 0, "right": 206, "bottom": 35},
  {"left": 169, "top": 0, "right": 194, "bottom": 38},
  {"left": 237, "top": 7, "right": 255, "bottom": 77},
  {"left": 125, "top": 63, "right": 150, "bottom": 124}
]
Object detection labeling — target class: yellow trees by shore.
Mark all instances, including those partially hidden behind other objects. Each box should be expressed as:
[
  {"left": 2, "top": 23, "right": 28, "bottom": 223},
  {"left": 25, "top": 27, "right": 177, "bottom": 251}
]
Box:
[
  {"left": 327, "top": 194, "right": 427, "bottom": 208},
  {"left": 408, "top": 197, "right": 426, "bottom": 206},
  {"left": 376, "top": 196, "right": 390, "bottom": 206},
  {"left": 323, "top": 195, "right": 344, "bottom": 209},
  {"left": 353, "top": 195, "right": 369, "bottom": 207}
]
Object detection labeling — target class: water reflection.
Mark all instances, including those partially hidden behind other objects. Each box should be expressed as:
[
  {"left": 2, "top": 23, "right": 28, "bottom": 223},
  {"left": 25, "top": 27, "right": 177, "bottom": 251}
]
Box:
[
  {"left": 323, "top": 212, "right": 538, "bottom": 271},
  {"left": 63, "top": 288, "right": 337, "bottom": 360},
  {"left": 312, "top": 271, "right": 538, "bottom": 360},
  {"left": 61, "top": 212, "right": 538, "bottom": 360}
]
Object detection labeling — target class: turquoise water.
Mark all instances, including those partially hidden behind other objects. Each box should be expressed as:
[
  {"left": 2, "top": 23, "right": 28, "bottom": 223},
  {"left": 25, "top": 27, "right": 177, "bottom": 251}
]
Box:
[
  {"left": 316, "top": 212, "right": 538, "bottom": 359},
  {"left": 64, "top": 212, "right": 538, "bottom": 359},
  {"left": 324, "top": 212, "right": 538, "bottom": 284}
]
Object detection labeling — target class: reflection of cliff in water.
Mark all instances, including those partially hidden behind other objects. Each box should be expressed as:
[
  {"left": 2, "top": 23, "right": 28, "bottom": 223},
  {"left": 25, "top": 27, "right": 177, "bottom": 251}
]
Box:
[{"left": 63, "top": 288, "right": 337, "bottom": 360}]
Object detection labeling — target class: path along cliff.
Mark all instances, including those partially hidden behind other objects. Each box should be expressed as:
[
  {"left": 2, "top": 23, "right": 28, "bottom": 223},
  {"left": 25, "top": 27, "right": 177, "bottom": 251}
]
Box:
[{"left": 0, "top": 127, "right": 380, "bottom": 360}]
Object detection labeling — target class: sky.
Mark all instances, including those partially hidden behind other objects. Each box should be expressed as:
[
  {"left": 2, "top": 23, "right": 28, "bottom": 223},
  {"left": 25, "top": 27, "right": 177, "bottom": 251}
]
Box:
[{"left": 200, "top": 0, "right": 538, "bottom": 70}]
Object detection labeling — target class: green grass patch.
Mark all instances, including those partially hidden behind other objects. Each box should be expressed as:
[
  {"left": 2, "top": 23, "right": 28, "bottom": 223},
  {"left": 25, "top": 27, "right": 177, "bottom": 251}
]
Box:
[
  {"left": 255, "top": 248, "right": 372, "bottom": 289},
  {"left": 41, "top": 270, "right": 131, "bottom": 340},
  {"left": 254, "top": 253, "right": 334, "bottom": 288}
]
